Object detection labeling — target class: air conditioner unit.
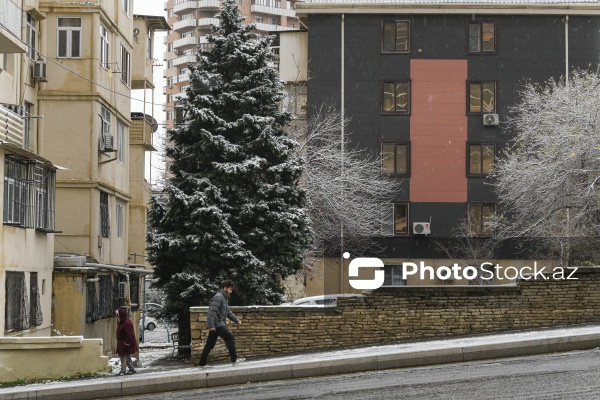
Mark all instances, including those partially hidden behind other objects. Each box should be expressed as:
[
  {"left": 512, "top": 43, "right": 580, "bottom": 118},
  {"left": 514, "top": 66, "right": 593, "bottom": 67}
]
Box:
[
  {"left": 483, "top": 113, "right": 499, "bottom": 126},
  {"left": 33, "top": 60, "right": 48, "bottom": 82},
  {"left": 100, "top": 133, "right": 117, "bottom": 152},
  {"left": 413, "top": 222, "right": 431, "bottom": 235}
]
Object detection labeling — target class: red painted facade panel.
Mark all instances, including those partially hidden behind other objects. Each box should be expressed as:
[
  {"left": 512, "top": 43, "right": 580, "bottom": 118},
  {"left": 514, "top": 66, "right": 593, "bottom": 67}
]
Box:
[{"left": 410, "top": 59, "right": 468, "bottom": 203}]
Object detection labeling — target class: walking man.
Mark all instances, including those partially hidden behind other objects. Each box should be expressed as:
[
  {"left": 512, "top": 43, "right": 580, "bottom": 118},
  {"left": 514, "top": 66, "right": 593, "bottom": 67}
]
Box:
[{"left": 199, "top": 280, "right": 245, "bottom": 367}]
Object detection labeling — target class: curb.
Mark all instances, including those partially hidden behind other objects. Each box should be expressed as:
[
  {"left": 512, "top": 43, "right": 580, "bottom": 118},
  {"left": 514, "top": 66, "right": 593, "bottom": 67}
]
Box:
[{"left": 2, "top": 332, "right": 599, "bottom": 399}]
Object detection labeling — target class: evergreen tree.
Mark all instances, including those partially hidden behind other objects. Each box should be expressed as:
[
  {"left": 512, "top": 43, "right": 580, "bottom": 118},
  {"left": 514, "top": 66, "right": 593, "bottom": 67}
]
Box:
[{"left": 147, "top": 0, "right": 312, "bottom": 344}]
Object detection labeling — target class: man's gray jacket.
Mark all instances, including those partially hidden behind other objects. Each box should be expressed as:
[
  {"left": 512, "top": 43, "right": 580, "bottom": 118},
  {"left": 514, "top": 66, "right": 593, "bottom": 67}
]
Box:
[{"left": 205, "top": 289, "right": 240, "bottom": 329}]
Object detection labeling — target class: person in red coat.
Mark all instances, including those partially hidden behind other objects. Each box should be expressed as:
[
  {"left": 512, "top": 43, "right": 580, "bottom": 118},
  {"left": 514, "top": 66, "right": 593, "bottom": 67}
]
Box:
[{"left": 116, "top": 308, "right": 138, "bottom": 375}]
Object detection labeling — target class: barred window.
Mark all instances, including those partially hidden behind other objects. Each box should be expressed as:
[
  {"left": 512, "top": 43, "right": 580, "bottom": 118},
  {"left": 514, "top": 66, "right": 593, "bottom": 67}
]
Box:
[
  {"left": 98, "top": 275, "right": 115, "bottom": 319},
  {"left": 5, "top": 271, "right": 29, "bottom": 332},
  {"left": 100, "top": 191, "right": 110, "bottom": 237},
  {"left": 86, "top": 278, "right": 99, "bottom": 322},
  {"left": 3, "top": 156, "right": 56, "bottom": 231},
  {"left": 29, "top": 272, "right": 43, "bottom": 327},
  {"left": 130, "top": 274, "right": 140, "bottom": 310}
]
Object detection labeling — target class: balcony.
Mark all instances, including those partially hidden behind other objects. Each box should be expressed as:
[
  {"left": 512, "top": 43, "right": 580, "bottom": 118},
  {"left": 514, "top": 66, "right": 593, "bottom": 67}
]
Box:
[
  {"left": 173, "top": 54, "right": 197, "bottom": 67},
  {"left": 0, "top": 105, "right": 23, "bottom": 147},
  {"left": 173, "top": 36, "right": 200, "bottom": 50},
  {"left": 130, "top": 113, "right": 158, "bottom": 151},
  {"left": 254, "top": 22, "right": 292, "bottom": 32},
  {"left": 173, "top": 19, "right": 197, "bottom": 31},
  {"left": 174, "top": 0, "right": 198, "bottom": 13},
  {"left": 251, "top": 0, "right": 295, "bottom": 18},
  {"left": 0, "top": 1, "right": 26, "bottom": 53},
  {"left": 197, "top": 0, "right": 220, "bottom": 10},
  {"left": 197, "top": 18, "right": 220, "bottom": 29},
  {"left": 177, "top": 72, "right": 191, "bottom": 83}
]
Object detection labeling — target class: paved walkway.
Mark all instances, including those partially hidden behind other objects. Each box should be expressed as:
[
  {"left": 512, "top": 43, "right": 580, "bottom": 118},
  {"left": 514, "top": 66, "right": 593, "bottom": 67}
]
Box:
[{"left": 2, "top": 324, "right": 600, "bottom": 400}]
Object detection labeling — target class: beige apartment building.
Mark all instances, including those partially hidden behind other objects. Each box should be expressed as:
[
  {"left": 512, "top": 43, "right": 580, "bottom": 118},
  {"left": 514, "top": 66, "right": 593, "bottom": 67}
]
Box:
[
  {"left": 163, "top": 0, "right": 301, "bottom": 132},
  {"left": 0, "top": 0, "right": 166, "bottom": 364},
  {"left": 0, "top": 0, "right": 57, "bottom": 339}
]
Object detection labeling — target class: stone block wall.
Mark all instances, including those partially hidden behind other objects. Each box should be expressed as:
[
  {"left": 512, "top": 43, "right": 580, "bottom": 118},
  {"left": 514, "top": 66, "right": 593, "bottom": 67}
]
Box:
[{"left": 190, "top": 267, "right": 600, "bottom": 363}]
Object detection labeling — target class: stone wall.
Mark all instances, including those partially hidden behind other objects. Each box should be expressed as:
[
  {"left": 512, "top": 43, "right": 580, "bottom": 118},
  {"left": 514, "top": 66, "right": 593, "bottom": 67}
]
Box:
[{"left": 190, "top": 267, "right": 600, "bottom": 363}]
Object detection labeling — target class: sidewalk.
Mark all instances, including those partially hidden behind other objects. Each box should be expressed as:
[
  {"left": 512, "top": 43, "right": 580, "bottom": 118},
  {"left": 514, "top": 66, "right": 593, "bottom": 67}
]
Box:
[{"left": 2, "top": 324, "right": 600, "bottom": 400}]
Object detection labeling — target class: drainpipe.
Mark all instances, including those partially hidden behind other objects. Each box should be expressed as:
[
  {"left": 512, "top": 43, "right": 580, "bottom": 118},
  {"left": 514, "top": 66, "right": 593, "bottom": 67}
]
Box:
[
  {"left": 340, "top": 14, "right": 345, "bottom": 294},
  {"left": 565, "top": 15, "right": 569, "bottom": 85}
]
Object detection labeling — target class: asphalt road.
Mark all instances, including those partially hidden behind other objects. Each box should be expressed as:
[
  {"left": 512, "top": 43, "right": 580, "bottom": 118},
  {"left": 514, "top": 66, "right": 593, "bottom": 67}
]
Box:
[{"left": 120, "top": 347, "right": 600, "bottom": 399}]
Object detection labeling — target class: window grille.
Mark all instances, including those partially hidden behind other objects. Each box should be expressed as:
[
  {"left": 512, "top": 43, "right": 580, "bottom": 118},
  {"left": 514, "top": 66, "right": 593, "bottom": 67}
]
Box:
[
  {"left": 3, "top": 156, "right": 55, "bottom": 231},
  {"left": 86, "top": 278, "right": 99, "bottom": 322},
  {"left": 30, "top": 272, "right": 43, "bottom": 326},
  {"left": 100, "top": 191, "right": 110, "bottom": 237},
  {"left": 98, "top": 275, "right": 115, "bottom": 319},
  {"left": 130, "top": 274, "right": 140, "bottom": 310},
  {"left": 5, "top": 271, "right": 29, "bottom": 332}
]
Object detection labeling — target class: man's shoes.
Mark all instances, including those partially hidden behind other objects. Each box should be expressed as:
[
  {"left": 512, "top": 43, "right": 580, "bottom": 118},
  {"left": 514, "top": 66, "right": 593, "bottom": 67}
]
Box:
[
  {"left": 126, "top": 369, "right": 136, "bottom": 374},
  {"left": 232, "top": 357, "right": 246, "bottom": 366},
  {"left": 117, "top": 371, "right": 126, "bottom": 376},
  {"left": 199, "top": 365, "right": 214, "bottom": 369}
]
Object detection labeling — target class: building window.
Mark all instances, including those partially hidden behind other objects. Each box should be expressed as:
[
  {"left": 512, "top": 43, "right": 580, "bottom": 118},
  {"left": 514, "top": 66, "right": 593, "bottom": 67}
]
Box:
[
  {"left": 268, "top": 18, "right": 279, "bottom": 25},
  {"left": 117, "top": 120, "right": 126, "bottom": 163},
  {"left": 382, "top": 143, "right": 409, "bottom": 175},
  {"left": 255, "top": 16, "right": 263, "bottom": 23},
  {"left": 383, "top": 265, "right": 407, "bottom": 287},
  {"left": 58, "top": 18, "right": 82, "bottom": 58},
  {"left": 469, "top": 82, "right": 496, "bottom": 113},
  {"left": 86, "top": 277, "right": 99, "bottom": 322},
  {"left": 382, "top": 81, "right": 410, "bottom": 114},
  {"left": 468, "top": 21, "right": 495, "bottom": 53},
  {"left": 29, "top": 272, "right": 43, "bottom": 327},
  {"left": 130, "top": 274, "right": 140, "bottom": 310},
  {"left": 468, "top": 203, "right": 495, "bottom": 236},
  {"left": 116, "top": 203, "right": 123, "bottom": 238},
  {"left": 468, "top": 143, "right": 495, "bottom": 176},
  {"left": 101, "top": 106, "right": 111, "bottom": 146},
  {"left": 98, "top": 275, "right": 115, "bottom": 319},
  {"left": 100, "top": 191, "right": 110, "bottom": 237},
  {"left": 100, "top": 25, "right": 109, "bottom": 69},
  {"left": 3, "top": 156, "right": 56, "bottom": 231},
  {"left": 120, "top": 45, "right": 131, "bottom": 86},
  {"left": 123, "top": 0, "right": 130, "bottom": 16},
  {"left": 382, "top": 20, "right": 409, "bottom": 53},
  {"left": 1, "top": 53, "right": 8, "bottom": 71},
  {"left": 289, "top": 23, "right": 295, "bottom": 28},
  {"left": 5, "top": 271, "right": 28, "bottom": 332},
  {"left": 26, "top": 13, "right": 36, "bottom": 59},
  {"left": 394, "top": 203, "right": 408, "bottom": 235}
]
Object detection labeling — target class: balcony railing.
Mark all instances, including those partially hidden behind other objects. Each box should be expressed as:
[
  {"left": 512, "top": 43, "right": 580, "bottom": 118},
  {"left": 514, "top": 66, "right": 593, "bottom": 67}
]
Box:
[
  {"left": 174, "top": 36, "right": 200, "bottom": 50},
  {"left": 197, "top": 0, "right": 221, "bottom": 10},
  {"left": 197, "top": 18, "right": 220, "bottom": 28},
  {"left": 173, "top": 54, "right": 197, "bottom": 67},
  {"left": 0, "top": 105, "right": 23, "bottom": 146},
  {"left": 250, "top": 4, "right": 295, "bottom": 17},
  {"left": 173, "top": 19, "right": 197, "bottom": 31},
  {"left": 174, "top": 0, "right": 198, "bottom": 13},
  {"left": 253, "top": 22, "right": 292, "bottom": 32}
]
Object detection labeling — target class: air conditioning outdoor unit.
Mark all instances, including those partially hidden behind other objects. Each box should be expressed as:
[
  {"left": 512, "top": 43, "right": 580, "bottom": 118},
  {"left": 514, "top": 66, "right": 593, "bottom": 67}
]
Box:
[
  {"left": 413, "top": 222, "right": 431, "bottom": 235},
  {"left": 483, "top": 113, "right": 499, "bottom": 126},
  {"left": 100, "top": 133, "right": 117, "bottom": 152},
  {"left": 33, "top": 60, "right": 48, "bottom": 82}
]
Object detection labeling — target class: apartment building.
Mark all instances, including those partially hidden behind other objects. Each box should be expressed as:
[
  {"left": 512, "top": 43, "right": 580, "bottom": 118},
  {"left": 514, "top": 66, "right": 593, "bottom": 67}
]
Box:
[
  {"left": 295, "top": 0, "right": 600, "bottom": 290},
  {"left": 163, "top": 0, "right": 301, "bottom": 131},
  {"left": 0, "top": 0, "right": 57, "bottom": 338}
]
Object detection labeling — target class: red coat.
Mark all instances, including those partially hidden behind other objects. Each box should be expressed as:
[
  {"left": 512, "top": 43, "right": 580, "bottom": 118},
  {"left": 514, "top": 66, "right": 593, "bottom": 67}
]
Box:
[{"left": 116, "top": 316, "right": 138, "bottom": 356}]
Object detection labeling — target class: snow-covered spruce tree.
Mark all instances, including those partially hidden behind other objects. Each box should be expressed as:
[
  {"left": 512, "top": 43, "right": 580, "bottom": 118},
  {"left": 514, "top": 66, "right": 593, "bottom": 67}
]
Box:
[
  {"left": 147, "top": 0, "right": 311, "bottom": 344},
  {"left": 493, "top": 70, "right": 600, "bottom": 266}
]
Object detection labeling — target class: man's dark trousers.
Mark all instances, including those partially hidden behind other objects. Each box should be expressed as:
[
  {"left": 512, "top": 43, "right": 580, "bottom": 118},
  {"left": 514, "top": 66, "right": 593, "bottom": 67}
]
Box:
[{"left": 199, "top": 326, "right": 237, "bottom": 366}]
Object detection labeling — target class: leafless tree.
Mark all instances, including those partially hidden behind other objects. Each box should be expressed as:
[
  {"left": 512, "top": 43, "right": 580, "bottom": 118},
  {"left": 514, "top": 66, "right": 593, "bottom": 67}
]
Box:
[
  {"left": 435, "top": 218, "right": 499, "bottom": 285},
  {"left": 492, "top": 70, "right": 600, "bottom": 266},
  {"left": 288, "top": 105, "right": 402, "bottom": 257}
]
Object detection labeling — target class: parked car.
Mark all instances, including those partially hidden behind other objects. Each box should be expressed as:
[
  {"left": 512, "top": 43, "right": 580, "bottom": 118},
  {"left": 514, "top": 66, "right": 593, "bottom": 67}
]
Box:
[
  {"left": 139, "top": 302, "right": 163, "bottom": 331},
  {"left": 289, "top": 294, "right": 364, "bottom": 307}
]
